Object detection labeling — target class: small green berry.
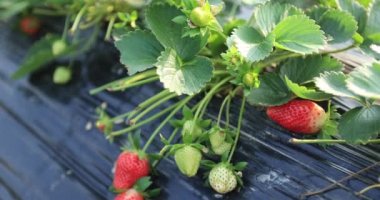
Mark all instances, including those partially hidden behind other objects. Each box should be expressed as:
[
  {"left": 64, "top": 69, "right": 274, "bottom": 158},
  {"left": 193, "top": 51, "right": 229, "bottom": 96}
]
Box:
[
  {"left": 53, "top": 66, "right": 72, "bottom": 85},
  {"left": 52, "top": 40, "right": 67, "bottom": 56},
  {"left": 189, "top": 7, "right": 214, "bottom": 27}
]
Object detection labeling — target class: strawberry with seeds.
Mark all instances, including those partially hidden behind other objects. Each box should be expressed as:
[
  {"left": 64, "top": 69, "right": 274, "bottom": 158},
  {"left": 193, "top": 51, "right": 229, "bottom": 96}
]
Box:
[
  {"left": 113, "top": 151, "right": 150, "bottom": 191},
  {"left": 114, "top": 177, "right": 160, "bottom": 200},
  {"left": 113, "top": 131, "right": 150, "bottom": 191},
  {"left": 267, "top": 100, "right": 327, "bottom": 134}
]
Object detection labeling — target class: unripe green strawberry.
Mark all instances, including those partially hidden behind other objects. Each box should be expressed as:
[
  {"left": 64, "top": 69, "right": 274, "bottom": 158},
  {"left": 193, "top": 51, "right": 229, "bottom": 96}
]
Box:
[
  {"left": 190, "top": 7, "right": 214, "bottom": 27},
  {"left": 209, "top": 128, "right": 226, "bottom": 147},
  {"left": 182, "top": 120, "right": 203, "bottom": 139},
  {"left": 212, "top": 142, "right": 232, "bottom": 155},
  {"left": 174, "top": 145, "right": 202, "bottom": 177},
  {"left": 53, "top": 66, "right": 72, "bottom": 85},
  {"left": 52, "top": 40, "right": 67, "bottom": 56},
  {"left": 209, "top": 163, "right": 237, "bottom": 194},
  {"left": 243, "top": 72, "right": 259, "bottom": 88}
]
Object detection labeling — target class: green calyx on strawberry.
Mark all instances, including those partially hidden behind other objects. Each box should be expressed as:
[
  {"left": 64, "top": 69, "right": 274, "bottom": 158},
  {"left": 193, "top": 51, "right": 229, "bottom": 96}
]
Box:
[
  {"left": 266, "top": 99, "right": 328, "bottom": 134},
  {"left": 113, "top": 150, "right": 150, "bottom": 191},
  {"left": 95, "top": 106, "right": 114, "bottom": 136},
  {"left": 209, "top": 127, "right": 232, "bottom": 156},
  {"left": 174, "top": 144, "right": 202, "bottom": 177},
  {"left": 114, "top": 177, "right": 160, "bottom": 200},
  {"left": 189, "top": 6, "right": 214, "bottom": 27},
  {"left": 208, "top": 163, "right": 237, "bottom": 194},
  {"left": 53, "top": 66, "right": 72, "bottom": 85},
  {"left": 52, "top": 40, "right": 67, "bottom": 56}
]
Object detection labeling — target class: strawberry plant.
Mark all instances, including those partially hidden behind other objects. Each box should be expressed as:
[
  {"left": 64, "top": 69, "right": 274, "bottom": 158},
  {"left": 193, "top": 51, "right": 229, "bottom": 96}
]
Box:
[
  {"left": 1, "top": 0, "right": 147, "bottom": 83},
  {"left": 3, "top": 0, "right": 380, "bottom": 198}
]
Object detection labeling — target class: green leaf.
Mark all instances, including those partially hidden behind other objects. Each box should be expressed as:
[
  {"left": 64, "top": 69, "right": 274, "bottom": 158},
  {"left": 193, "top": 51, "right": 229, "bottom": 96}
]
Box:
[
  {"left": 339, "top": 105, "right": 380, "bottom": 143},
  {"left": 360, "top": 39, "right": 380, "bottom": 59},
  {"left": 336, "top": 0, "right": 367, "bottom": 33},
  {"left": 316, "top": 9, "right": 358, "bottom": 43},
  {"left": 0, "top": 1, "right": 29, "bottom": 20},
  {"left": 347, "top": 63, "right": 380, "bottom": 99},
  {"left": 314, "top": 71, "right": 360, "bottom": 100},
  {"left": 249, "top": 2, "right": 303, "bottom": 36},
  {"left": 115, "top": 30, "right": 164, "bottom": 75},
  {"left": 280, "top": 55, "right": 343, "bottom": 84},
  {"left": 357, "top": 0, "right": 372, "bottom": 7},
  {"left": 285, "top": 77, "right": 332, "bottom": 101},
  {"left": 227, "top": 26, "right": 274, "bottom": 62},
  {"left": 247, "top": 73, "right": 292, "bottom": 106},
  {"left": 145, "top": 3, "right": 206, "bottom": 60},
  {"left": 273, "top": 15, "right": 326, "bottom": 54},
  {"left": 307, "top": 6, "right": 329, "bottom": 21},
  {"left": 364, "top": 0, "right": 380, "bottom": 43},
  {"left": 156, "top": 49, "right": 213, "bottom": 95},
  {"left": 319, "top": 119, "right": 339, "bottom": 140}
]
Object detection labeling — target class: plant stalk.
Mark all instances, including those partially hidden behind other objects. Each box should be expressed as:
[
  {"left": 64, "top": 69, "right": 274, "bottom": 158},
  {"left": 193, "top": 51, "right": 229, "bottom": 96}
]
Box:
[{"left": 227, "top": 95, "right": 246, "bottom": 162}]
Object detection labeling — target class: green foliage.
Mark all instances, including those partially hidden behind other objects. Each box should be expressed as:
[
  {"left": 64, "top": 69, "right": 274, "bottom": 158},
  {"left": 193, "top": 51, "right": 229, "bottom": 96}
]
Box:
[
  {"left": 249, "top": 2, "right": 303, "bottom": 36},
  {"left": 12, "top": 35, "right": 78, "bottom": 79},
  {"left": 347, "top": 63, "right": 380, "bottom": 99},
  {"left": 156, "top": 49, "right": 213, "bottom": 95},
  {"left": 285, "top": 77, "right": 332, "bottom": 101},
  {"left": 227, "top": 26, "right": 275, "bottom": 62},
  {"left": 247, "top": 73, "right": 292, "bottom": 106},
  {"left": 146, "top": 3, "right": 206, "bottom": 61},
  {"left": 339, "top": 105, "right": 380, "bottom": 143},
  {"left": 313, "top": 9, "right": 358, "bottom": 43},
  {"left": 273, "top": 15, "right": 326, "bottom": 54},
  {"left": 315, "top": 71, "right": 361, "bottom": 100},
  {"left": 115, "top": 30, "right": 164, "bottom": 75},
  {"left": 280, "top": 55, "right": 343, "bottom": 84},
  {"left": 364, "top": 0, "right": 380, "bottom": 43}
]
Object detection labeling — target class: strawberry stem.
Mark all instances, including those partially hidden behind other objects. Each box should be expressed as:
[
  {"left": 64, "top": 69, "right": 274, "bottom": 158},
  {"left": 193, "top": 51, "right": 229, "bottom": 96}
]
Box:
[
  {"left": 105, "top": 15, "right": 116, "bottom": 41},
  {"left": 70, "top": 5, "right": 88, "bottom": 34},
  {"left": 90, "top": 69, "right": 157, "bottom": 95},
  {"left": 192, "top": 77, "right": 232, "bottom": 134},
  {"left": 217, "top": 93, "right": 231, "bottom": 126},
  {"left": 130, "top": 93, "right": 177, "bottom": 124},
  {"left": 108, "top": 101, "right": 183, "bottom": 138},
  {"left": 227, "top": 95, "right": 246, "bottom": 163},
  {"left": 108, "top": 76, "right": 159, "bottom": 92},
  {"left": 290, "top": 138, "right": 380, "bottom": 144},
  {"left": 142, "top": 95, "right": 194, "bottom": 152}
]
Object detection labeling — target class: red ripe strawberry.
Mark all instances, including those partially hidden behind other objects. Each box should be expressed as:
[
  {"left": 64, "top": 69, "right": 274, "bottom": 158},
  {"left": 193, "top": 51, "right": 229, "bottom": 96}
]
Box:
[
  {"left": 266, "top": 100, "right": 327, "bottom": 134},
  {"left": 113, "top": 151, "right": 150, "bottom": 191},
  {"left": 20, "top": 16, "right": 41, "bottom": 36},
  {"left": 114, "top": 189, "right": 144, "bottom": 200}
]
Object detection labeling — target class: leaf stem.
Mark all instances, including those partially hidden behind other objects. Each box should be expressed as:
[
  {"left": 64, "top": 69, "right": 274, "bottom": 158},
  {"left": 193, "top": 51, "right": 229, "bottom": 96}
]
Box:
[
  {"left": 108, "top": 101, "right": 182, "bottom": 138},
  {"left": 105, "top": 15, "right": 116, "bottom": 41},
  {"left": 289, "top": 138, "right": 380, "bottom": 144},
  {"left": 194, "top": 77, "right": 232, "bottom": 122},
  {"left": 130, "top": 93, "right": 177, "bottom": 124},
  {"left": 89, "top": 70, "right": 157, "bottom": 95},
  {"left": 227, "top": 95, "right": 246, "bottom": 163},
  {"left": 152, "top": 128, "right": 179, "bottom": 168},
  {"left": 142, "top": 96, "right": 193, "bottom": 152},
  {"left": 70, "top": 5, "right": 88, "bottom": 34},
  {"left": 109, "top": 90, "right": 171, "bottom": 122},
  {"left": 323, "top": 44, "right": 357, "bottom": 54},
  {"left": 108, "top": 76, "right": 159, "bottom": 92},
  {"left": 217, "top": 93, "right": 231, "bottom": 126},
  {"left": 62, "top": 14, "right": 71, "bottom": 41},
  {"left": 357, "top": 184, "right": 380, "bottom": 195}
]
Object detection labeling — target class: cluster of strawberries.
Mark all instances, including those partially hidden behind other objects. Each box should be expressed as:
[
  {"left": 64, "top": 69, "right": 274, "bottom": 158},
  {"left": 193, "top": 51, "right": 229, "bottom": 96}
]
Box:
[{"left": 112, "top": 151, "right": 155, "bottom": 200}]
